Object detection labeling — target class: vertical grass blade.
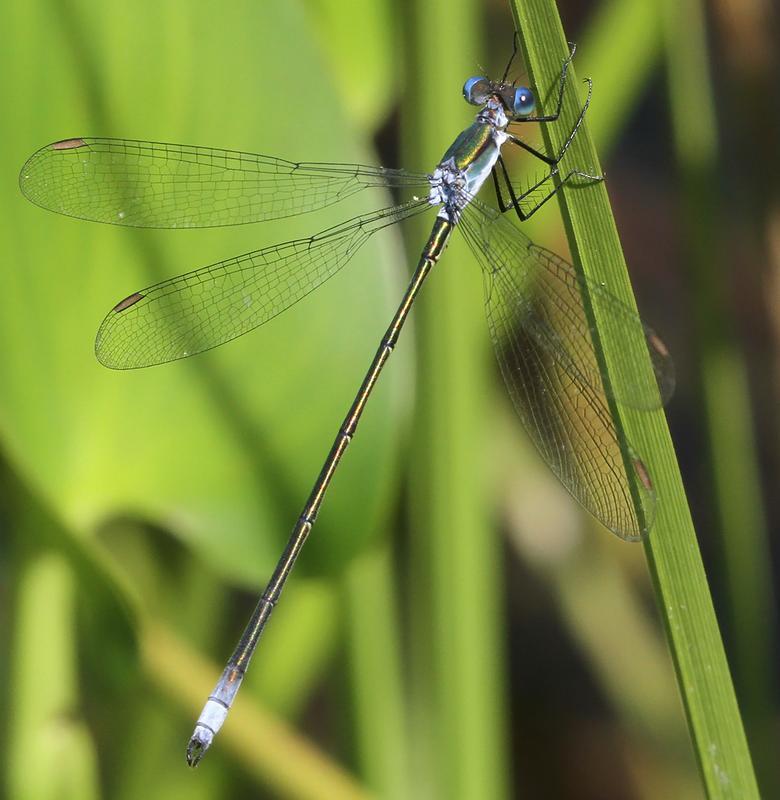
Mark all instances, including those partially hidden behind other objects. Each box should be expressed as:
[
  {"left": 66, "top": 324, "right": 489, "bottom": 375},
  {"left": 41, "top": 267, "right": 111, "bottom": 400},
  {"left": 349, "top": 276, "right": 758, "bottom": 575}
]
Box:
[
  {"left": 578, "top": 0, "right": 662, "bottom": 153},
  {"left": 8, "top": 551, "right": 100, "bottom": 800},
  {"left": 659, "top": 0, "right": 775, "bottom": 790},
  {"left": 344, "top": 544, "right": 410, "bottom": 800},
  {"left": 507, "top": 1, "right": 760, "bottom": 796},
  {"left": 403, "top": 0, "right": 509, "bottom": 797}
]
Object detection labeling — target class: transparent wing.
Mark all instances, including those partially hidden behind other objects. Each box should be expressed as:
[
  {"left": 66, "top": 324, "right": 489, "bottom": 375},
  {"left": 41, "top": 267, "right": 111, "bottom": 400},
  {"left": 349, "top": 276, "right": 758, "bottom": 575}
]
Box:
[
  {"left": 458, "top": 198, "right": 671, "bottom": 539},
  {"left": 462, "top": 199, "right": 674, "bottom": 408},
  {"left": 96, "top": 198, "right": 432, "bottom": 369},
  {"left": 19, "top": 137, "right": 431, "bottom": 229}
]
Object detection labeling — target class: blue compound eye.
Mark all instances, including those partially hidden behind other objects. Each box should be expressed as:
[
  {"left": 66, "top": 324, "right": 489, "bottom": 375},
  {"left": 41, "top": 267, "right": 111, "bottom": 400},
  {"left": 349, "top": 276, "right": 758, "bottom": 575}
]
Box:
[
  {"left": 463, "top": 76, "right": 491, "bottom": 106},
  {"left": 512, "top": 86, "right": 536, "bottom": 116}
]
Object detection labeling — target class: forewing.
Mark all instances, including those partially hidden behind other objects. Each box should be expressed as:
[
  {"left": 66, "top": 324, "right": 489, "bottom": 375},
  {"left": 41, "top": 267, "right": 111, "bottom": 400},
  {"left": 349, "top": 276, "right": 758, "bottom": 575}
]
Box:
[
  {"left": 96, "top": 199, "right": 432, "bottom": 369},
  {"left": 459, "top": 199, "right": 661, "bottom": 539},
  {"left": 19, "top": 137, "right": 431, "bottom": 229}
]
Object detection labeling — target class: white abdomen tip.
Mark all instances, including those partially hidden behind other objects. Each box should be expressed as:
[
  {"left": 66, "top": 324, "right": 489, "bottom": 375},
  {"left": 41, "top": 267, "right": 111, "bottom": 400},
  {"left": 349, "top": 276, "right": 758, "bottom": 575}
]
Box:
[{"left": 198, "top": 698, "right": 229, "bottom": 732}]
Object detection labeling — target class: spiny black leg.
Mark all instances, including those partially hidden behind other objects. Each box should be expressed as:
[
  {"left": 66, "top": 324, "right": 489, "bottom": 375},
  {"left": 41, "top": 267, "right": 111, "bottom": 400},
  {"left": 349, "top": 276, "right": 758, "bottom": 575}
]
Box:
[
  {"left": 501, "top": 32, "right": 521, "bottom": 83},
  {"left": 507, "top": 76, "right": 593, "bottom": 167},
  {"left": 492, "top": 160, "right": 513, "bottom": 213},
  {"left": 492, "top": 157, "right": 562, "bottom": 220},
  {"left": 505, "top": 136, "right": 558, "bottom": 167},
  {"left": 492, "top": 160, "right": 603, "bottom": 222},
  {"left": 514, "top": 42, "right": 577, "bottom": 124},
  {"left": 496, "top": 156, "right": 523, "bottom": 214}
]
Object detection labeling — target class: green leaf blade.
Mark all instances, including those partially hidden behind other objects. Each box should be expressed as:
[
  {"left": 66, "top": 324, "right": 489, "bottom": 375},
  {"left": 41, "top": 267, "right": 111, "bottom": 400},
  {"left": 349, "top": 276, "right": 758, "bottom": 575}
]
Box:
[{"left": 508, "top": 1, "right": 760, "bottom": 796}]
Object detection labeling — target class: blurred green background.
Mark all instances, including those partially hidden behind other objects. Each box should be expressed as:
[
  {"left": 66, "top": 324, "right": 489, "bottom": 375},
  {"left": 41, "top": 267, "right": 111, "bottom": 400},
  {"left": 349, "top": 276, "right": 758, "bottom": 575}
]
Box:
[{"left": 1, "top": 0, "right": 778, "bottom": 798}]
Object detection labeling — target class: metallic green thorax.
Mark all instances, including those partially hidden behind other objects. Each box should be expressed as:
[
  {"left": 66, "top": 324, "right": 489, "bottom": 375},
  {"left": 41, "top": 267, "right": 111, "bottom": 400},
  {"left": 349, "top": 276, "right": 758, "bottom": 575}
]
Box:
[
  {"left": 430, "top": 118, "right": 507, "bottom": 218},
  {"left": 442, "top": 122, "right": 496, "bottom": 171}
]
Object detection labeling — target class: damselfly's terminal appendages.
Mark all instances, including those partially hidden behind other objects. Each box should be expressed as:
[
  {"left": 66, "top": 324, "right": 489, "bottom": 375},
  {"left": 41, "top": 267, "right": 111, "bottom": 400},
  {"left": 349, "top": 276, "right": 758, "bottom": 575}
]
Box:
[{"left": 18, "top": 43, "right": 674, "bottom": 766}]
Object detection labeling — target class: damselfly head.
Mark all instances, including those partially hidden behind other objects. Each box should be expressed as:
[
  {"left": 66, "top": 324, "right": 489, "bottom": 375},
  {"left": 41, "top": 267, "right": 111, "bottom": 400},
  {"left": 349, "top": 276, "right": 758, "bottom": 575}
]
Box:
[{"left": 462, "top": 77, "right": 536, "bottom": 118}]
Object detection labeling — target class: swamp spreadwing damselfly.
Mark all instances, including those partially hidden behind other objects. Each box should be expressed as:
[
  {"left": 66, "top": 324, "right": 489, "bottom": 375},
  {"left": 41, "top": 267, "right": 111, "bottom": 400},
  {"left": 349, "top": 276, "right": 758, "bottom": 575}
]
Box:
[{"left": 18, "top": 43, "right": 673, "bottom": 765}]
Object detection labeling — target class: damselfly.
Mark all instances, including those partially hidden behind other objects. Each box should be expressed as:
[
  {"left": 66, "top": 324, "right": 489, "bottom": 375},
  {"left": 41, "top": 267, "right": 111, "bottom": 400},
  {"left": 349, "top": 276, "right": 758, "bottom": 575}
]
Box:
[{"left": 18, "top": 43, "right": 673, "bottom": 766}]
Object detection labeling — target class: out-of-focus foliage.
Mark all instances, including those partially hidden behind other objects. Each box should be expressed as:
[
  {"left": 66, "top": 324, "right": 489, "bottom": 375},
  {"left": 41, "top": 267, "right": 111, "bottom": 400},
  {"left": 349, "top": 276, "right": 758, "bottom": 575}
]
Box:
[{"left": 1, "top": 0, "right": 778, "bottom": 798}]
